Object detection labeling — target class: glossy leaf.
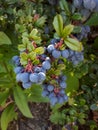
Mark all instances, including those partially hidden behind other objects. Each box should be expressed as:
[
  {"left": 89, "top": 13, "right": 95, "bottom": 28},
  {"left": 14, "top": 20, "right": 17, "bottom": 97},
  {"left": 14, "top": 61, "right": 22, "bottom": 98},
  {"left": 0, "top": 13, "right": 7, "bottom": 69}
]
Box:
[
  {"left": 34, "top": 47, "right": 44, "bottom": 54},
  {"left": 20, "top": 52, "right": 28, "bottom": 65},
  {"left": 1, "top": 103, "right": 16, "bottom": 130},
  {"left": 26, "top": 84, "right": 49, "bottom": 102},
  {"left": 35, "top": 16, "right": 46, "bottom": 27},
  {"left": 59, "top": 0, "right": 70, "bottom": 15},
  {"left": 0, "top": 32, "right": 12, "bottom": 45},
  {"left": 64, "top": 37, "right": 83, "bottom": 51},
  {"left": 65, "top": 72, "right": 79, "bottom": 93},
  {"left": 13, "top": 86, "right": 33, "bottom": 118},
  {"left": 0, "top": 90, "right": 10, "bottom": 105},
  {"left": 62, "top": 24, "right": 74, "bottom": 38},
  {"left": 53, "top": 14, "right": 63, "bottom": 37}
]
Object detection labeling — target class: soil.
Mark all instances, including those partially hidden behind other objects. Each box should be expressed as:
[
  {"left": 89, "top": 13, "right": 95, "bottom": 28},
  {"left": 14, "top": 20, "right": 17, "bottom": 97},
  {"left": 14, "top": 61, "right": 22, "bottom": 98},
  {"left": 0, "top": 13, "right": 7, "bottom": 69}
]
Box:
[{"left": 7, "top": 103, "right": 62, "bottom": 130}]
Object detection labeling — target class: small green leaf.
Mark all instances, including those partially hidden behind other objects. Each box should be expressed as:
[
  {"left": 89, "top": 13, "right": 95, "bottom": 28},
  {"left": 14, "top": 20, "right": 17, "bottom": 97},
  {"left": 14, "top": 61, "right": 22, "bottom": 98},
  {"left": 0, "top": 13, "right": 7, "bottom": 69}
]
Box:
[
  {"left": 26, "top": 84, "right": 49, "bottom": 102},
  {"left": 0, "top": 32, "right": 12, "bottom": 45},
  {"left": 29, "top": 29, "right": 38, "bottom": 38},
  {"left": 28, "top": 51, "right": 36, "bottom": 60},
  {"left": 58, "top": 64, "right": 66, "bottom": 70},
  {"left": 59, "top": 0, "right": 70, "bottom": 15},
  {"left": 53, "top": 14, "right": 63, "bottom": 37},
  {"left": 1, "top": 103, "right": 16, "bottom": 130},
  {"left": 35, "top": 16, "right": 46, "bottom": 27},
  {"left": 0, "top": 53, "right": 3, "bottom": 60},
  {"left": 64, "top": 37, "right": 83, "bottom": 51},
  {"left": 65, "top": 72, "right": 79, "bottom": 93},
  {"left": 85, "top": 12, "right": 98, "bottom": 26},
  {"left": 29, "top": 29, "right": 41, "bottom": 43},
  {"left": 72, "top": 13, "right": 82, "bottom": 20},
  {"left": 73, "top": 26, "right": 81, "bottom": 33},
  {"left": 62, "top": 24, "right": 74, "bottom": 38},
  {"left": 34, "top": 47, "right": 44, "bottom": 54},
  {"left": 13, "top": 86, "right": 33, "bottom": 118},
  {"left": 22, "top": 37, "right": 30, "bottom": 45},
  {"left": 20, "top": 52, "right": 28, "bottom": 65},
  {"left": 0, "top": 90, "right": 10, "bottom": 105},
  {"left": 18, "top": 44, "right": 26, "bottom": 51}
]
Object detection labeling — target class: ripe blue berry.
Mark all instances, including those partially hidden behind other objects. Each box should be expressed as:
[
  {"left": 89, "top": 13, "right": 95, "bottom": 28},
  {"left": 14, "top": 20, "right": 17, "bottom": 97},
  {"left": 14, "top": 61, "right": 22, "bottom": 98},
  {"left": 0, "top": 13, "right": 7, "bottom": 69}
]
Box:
[
  {"left": 61, "top": 50, "right": 69, "bottom": 58},
  {"left": 20, "top": 72, "right": 29, "bottom": 83},
  {"left": 22, "top": 82, "right": 32, "bottom": 89},
  {"left": 47, "top": 85, "right": 54, "bottom": 92},
  {"left": 52, "top": 50, "right": 61, "bottom": 59},
  {"left": 60, "top": 81, "right": 67, "bottom": 88},
  {"left": 47, "top": 44, "right": 55, "bottom": 53},
  {"left": 42, "top": 61, "right": 51, "bottom": 70},
  {"left": 30, "top": 73, "right": 39, "bottom": 83},
  {"left": 38, "top": 72, "right": 46, "bottom": 82}
]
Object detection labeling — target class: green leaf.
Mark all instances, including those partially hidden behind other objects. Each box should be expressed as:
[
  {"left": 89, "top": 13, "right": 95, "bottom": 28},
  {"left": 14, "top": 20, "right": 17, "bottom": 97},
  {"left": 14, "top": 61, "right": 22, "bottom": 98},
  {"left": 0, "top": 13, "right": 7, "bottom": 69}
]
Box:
[
  {"left": 26, "top": 84, "right": 49, "bottom": 102},
  {"left": 0, "top": 53, "right": 3, "bottom": 60},
  {"left": 72, "top": 26, "right": 81, "bottom": 33},
  {"left": 28, "top": 51, "right": 36, "bottom": 60},
  {"left": 20, "top": 52, "right": 28, "bottom": 65},
  {"left": 59, "top": 0, "right": 70, "bottom": 15},
  {"left": 1, "top": 103, "right": 16, "bottom": 130},
  {"left": 72, "top": 13, "right": 82, "bottom": 20},
  {"left": 18, "top": 44, "right": 26, "bottom": 51},
  {"left": 34, "top": 47, "right": 44, "bottom": 55},
  {"left": 53, "top": 14, "right": 63, "bottom": 37},
  {"left": 93, "top": 37, "right": 98, "bottom": 49},
  {"left": 29, "top": 29, "right": 38, "bottom": 38},
  {"left": 0, "top": 32, "right": 12, "bottom": 45},
  {"left": 58, "top": 64, "right": 66, "bottom": 70},
  {"left": 13, "top": 86, "right": 33, "bottom": 118},
  {"left": 29, "top": 29, "right": 41, "bottom": 43},
  {"left": 64, "top": 37, "right": 83, "bottom": 51},
  {"left": 0, "top": 90, "right": 10, "bottom": 105},
  {"left": 85, "top": 12, "right": 98, "bottom": 26},
  {"left": 62, "top": 24, "right": 74, "bottom": 38},
  {"left": 65, "top": 72, "right": 79, "bottom": 93},
  {"left": 35, "top": 16, "right": 46, "bottom": 27}
]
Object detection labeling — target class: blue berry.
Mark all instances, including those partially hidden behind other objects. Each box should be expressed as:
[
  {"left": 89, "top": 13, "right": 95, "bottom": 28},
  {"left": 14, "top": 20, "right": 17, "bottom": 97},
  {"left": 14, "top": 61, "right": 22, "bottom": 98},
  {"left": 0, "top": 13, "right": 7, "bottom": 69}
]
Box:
[
  {"left": 14, "top": 67, "right": 23, "bottom": 74},
  {"left": 47, "top": 44, "right": 55, "bottom": 53},
  {"left": 61, "top": 75, "right": 67, "bottom": 81},
  {"left": 16, "top": 73, "right": 22, "bottom": 82},
  {"left": 58, "top": 96, "right": 65, "bottom": 104},
  {"left": 12, "top": 55, "right": 19, "bottom": 62},
  {"left": 42, "top": 61, "right": 51, "bottom": 70},
  {"left": 52, "top": 50, "right": 61, "bottom": 59},
  {"left": 42, "top": 90, "right": 49, "bottom": 97},
  {"left": 61, "top": 50, "right": 69, "bottom": 58},
  {"left": 30, "top": 73, "right": 39, "bottom": 83},
  {"left": 50, "top": 96, "right": 58, "bottom": 106},
  {"left": 47, "top": 85, "right": 54, "bottom": 92},
  {"left": 50, "top": 38, "right": 59, "bottom": 45},
  {"left": 22, "top": 82, "right": 32, "bottom": 89},
  {"left": 83, "top": 0, "right": 96, "bottom": 11},
  {"left": 34, "top": 67, "right": 41, "bottom": 73},
  {"left": 20, "top": 72, "right": 29, "bottom": 83},
  {"left": 60, "top": 81, "right": 67, "bottom": 88},
  {"left": 38, "top": 72, "right": 46, "bottom": 82}
]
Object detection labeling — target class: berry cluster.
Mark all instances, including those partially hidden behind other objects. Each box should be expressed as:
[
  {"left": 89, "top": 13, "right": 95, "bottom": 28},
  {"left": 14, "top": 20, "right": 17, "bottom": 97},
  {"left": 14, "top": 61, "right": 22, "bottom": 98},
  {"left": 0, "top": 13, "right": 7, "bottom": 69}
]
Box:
[
  {"left": 12, "top": 38, "right": 84, "bottom": 105},
  {"left": 42, "top": 75, "right": 68, "bottom": 106},
  {"left": 76, "top": 25, "right": 90, "bottom": 41},
  {"left": 12, "top": 53, "right": 51, "bottom": 89},
  {"left": 73, "top": 0, "right": 98, "bottom": 12},
  {"left": 61, "top": 49, "right": 84, "bottom": 65}
]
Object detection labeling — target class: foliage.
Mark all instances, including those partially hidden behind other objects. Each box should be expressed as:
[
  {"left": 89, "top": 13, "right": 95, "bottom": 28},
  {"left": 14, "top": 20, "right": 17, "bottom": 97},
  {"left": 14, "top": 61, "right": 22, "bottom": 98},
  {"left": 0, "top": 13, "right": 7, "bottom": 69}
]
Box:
[{"left": 0, "top": 0, "right": 98, "bottom": 129}]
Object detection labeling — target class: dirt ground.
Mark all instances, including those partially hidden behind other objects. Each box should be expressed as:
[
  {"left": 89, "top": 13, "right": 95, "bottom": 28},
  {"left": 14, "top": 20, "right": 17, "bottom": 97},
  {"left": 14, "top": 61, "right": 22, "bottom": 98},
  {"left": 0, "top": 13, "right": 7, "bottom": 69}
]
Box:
[{"left": 8, "top": 103, "right": 62, "bottom": 130}]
